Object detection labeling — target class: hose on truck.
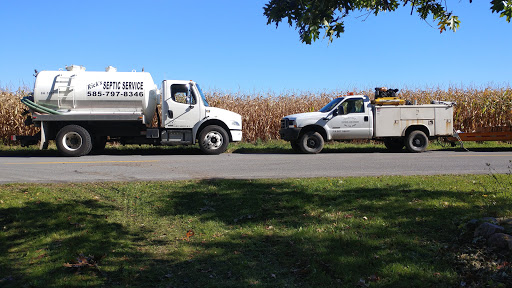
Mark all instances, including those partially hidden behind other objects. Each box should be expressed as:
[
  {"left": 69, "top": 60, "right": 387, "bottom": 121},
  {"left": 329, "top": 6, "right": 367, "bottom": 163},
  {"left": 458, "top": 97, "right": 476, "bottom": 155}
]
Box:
[{"left": 21, "top": 96, "right": 63, "bottom": 115}]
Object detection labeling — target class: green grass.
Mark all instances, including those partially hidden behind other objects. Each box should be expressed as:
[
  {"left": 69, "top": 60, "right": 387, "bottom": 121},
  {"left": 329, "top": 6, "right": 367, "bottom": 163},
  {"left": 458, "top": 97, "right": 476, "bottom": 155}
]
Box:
[{"left": 1, "top": 175, "right": 511, "bottom": 287}]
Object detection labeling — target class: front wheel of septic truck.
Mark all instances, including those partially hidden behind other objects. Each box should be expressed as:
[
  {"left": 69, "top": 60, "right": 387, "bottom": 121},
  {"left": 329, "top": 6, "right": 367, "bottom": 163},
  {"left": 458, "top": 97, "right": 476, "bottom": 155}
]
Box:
[{"left": 198, "top": 125, "right": 229, "bottom": 155}]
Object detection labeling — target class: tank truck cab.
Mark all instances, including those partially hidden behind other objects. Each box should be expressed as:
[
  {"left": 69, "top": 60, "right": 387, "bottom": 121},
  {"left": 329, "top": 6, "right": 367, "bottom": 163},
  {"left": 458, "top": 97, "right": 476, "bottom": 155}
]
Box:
[{"left": 158, "top": 80, "right": 243, "bottom": 153}]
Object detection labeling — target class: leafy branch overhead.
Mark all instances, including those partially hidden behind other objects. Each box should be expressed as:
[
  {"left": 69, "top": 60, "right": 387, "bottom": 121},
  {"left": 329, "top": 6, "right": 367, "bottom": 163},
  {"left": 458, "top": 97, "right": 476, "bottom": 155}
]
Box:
[{"left": 263, "top": 0, "right": 512, "bottom": 44}]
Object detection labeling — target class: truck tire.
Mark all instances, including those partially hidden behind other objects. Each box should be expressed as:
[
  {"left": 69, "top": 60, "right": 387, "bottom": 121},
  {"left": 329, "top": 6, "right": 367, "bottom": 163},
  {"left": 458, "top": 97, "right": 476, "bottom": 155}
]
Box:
[
  {"left": 299, "top": 131, "right": 324, "bottom": 154},
  {"left": 198, "top": 125, "right": 229, "bottom": 155},
  {"left": 405, "top": 130, "right": 428, "bottom": 153},
  {"left": 56, "top": 125, "right": 93, "bottom": 157},
  {"left": 384, "top": 138, "right": 405, "bottom": 151}
]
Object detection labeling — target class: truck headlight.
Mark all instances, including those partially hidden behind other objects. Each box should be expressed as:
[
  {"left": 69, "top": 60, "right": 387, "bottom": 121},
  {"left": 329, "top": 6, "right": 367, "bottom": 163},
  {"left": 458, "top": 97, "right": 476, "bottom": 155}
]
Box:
[{"left": 231, "top": 120, "right": 241, "bottom": 127}]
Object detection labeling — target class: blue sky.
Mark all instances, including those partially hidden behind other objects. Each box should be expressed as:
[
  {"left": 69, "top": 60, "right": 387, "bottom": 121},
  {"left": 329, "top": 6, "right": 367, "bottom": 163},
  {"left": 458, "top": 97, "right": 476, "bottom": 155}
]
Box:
[{"left": 0, "top": 0, "right": 510, "bottom": 93}]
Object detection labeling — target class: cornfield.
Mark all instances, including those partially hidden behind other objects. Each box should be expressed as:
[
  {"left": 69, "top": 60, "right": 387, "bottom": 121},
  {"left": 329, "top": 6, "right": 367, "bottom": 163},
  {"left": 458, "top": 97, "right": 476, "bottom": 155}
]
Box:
[
  {"left": 0, "top": 89, "right": 39, "bottom": 144},
  {"left": 206, "top": 87, "right": 512, "bottom": 142},
  {"left": 1, "top": 87, "right": 511, "bottom": 144}
]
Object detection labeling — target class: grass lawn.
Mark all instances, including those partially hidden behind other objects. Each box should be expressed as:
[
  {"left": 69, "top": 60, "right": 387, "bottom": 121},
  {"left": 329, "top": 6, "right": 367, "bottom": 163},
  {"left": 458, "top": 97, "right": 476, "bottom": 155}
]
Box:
[{"left": 1, "top": 175, "right": 511, "bottom": 287}]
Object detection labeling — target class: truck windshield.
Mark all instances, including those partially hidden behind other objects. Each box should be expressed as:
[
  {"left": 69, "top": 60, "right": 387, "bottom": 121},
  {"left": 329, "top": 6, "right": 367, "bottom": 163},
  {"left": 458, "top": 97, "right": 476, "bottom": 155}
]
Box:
[
  {"left": 319, "top": 97, "right": 344, "bottom": 112},
  {"left": 196, "top": 84, "right": 209, "bottom": 107}
]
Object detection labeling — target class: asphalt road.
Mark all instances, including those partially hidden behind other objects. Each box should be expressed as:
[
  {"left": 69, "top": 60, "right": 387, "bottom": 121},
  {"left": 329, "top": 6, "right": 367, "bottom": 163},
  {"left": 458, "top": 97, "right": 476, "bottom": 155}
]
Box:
[{"left": 1, "top": 150, "right": 511, "bottom": 183}]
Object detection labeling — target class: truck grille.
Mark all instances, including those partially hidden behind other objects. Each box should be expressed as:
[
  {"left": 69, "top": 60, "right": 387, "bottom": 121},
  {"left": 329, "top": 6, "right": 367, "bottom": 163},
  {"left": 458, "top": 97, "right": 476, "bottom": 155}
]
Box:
[{"left": 281, "top": 118, "right": 288, "bottom": 129}]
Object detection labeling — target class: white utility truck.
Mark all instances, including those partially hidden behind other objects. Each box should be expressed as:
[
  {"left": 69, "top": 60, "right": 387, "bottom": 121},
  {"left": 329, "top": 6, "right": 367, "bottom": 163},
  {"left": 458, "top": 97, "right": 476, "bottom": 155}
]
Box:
[
  {"left": 279, "top": 89, "right": 454, "bottom": 153},
  {"left": 15, "top": 65, "right": 242, "bottom": 156}
]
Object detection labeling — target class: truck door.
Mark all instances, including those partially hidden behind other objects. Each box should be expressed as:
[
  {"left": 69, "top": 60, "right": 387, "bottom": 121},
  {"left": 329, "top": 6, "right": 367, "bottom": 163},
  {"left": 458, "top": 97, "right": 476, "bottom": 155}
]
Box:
[
  {"left": 327, "top": 97, "right": 371, "bottom": 139},
  {"left": 163, "top": 82, "right": 201, "bottom": 128}
]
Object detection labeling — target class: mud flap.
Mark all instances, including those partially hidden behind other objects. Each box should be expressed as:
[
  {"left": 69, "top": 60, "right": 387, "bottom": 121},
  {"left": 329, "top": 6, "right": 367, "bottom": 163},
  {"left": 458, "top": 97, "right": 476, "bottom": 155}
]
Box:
[{"left": 40, "top": 121, "right": 49, "bottom": 150}]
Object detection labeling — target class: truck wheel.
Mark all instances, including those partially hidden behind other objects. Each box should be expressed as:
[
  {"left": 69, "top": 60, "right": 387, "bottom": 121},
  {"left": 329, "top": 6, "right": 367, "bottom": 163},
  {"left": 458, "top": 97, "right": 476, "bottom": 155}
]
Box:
[
  {"left": 56, "top": 125, "right": 93, "bottom": 157},
  {"left": 384, "top": 138, "right": 404, "bottom": 151},
  {"left": 405, "top": 130, "right": 428, "bottom": 153},
  {"left": 299, "top": 131, "right": 324, "bottom": 154},
  {"left": 199, "top": 125, "right": 229, "bottom": 155},
  {"left": 290, "top": 140, "right": 302, "bottom": 153}
]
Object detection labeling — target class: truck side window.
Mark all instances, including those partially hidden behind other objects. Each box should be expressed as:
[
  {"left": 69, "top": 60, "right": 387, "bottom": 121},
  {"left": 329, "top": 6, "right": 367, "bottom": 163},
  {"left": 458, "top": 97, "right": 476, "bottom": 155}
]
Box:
[
  {"left": 170, "top": 84, "right": 196, "bottom": 105},
  {"left": 337, "top": 105, "right": 344, "bottom": 115},
  {"left": 354, "top": 99, "right": 364, "bottom": 113},
  {"left": 342, "top": 99, "right": 364, "bottom": 114}
]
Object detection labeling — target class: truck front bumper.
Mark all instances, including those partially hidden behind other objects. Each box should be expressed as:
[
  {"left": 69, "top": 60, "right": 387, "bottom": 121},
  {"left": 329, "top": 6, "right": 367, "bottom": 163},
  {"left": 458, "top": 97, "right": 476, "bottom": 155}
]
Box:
[
  {"left": 230, "top": 130, "right": 242, "bottom": 142},
  {"left": 279, "top": 128, "right": 301, "bottom": 141}
]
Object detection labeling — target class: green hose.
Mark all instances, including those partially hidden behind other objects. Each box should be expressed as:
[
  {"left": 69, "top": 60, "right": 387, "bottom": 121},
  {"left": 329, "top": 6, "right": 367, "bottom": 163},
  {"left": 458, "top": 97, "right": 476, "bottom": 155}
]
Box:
[
  {"left": 21, "top": 97, "right": 64, "bottom": 115},
  {"left": 21, "top": 98, "right": 54, "bottom": 114},
  {"left": 21, "top": 99, "right": 52, "bottom": 114}
]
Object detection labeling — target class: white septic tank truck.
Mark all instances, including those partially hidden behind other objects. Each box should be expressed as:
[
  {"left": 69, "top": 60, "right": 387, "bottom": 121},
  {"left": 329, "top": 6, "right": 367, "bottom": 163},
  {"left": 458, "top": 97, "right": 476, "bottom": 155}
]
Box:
[{"left": 17, "top": 65, "right": 242, "bottom": 156}]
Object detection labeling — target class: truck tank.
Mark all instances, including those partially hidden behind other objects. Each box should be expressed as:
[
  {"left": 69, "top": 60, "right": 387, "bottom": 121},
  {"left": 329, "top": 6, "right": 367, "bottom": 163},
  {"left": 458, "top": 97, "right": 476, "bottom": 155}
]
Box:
[{"left": 33, "top": 65, "right": 158, "bottom": 124}]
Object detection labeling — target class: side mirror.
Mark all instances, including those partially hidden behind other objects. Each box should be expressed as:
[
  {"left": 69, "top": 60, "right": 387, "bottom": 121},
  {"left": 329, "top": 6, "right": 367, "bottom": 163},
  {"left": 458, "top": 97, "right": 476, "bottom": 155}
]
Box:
[{"left": 323, "top": 109, "right": 337, "bottom": 121}]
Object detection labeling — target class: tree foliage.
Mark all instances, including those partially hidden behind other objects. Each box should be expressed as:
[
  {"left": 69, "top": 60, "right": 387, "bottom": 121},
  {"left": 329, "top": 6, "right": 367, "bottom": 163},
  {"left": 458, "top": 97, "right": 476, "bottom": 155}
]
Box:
[{"left": 263, "top": 0, "right": 512, "bottom": 44}]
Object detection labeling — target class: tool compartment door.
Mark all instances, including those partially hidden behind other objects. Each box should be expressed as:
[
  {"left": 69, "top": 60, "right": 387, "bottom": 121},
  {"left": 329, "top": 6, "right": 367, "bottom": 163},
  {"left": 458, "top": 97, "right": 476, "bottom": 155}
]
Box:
[
  {"left": 434, "top": 106, "right": 453, "bottom": 136},
  {"left": 373, "top": 106, "right": 401, "bottom": 137},
  {"left": 400, "top": 107, "right": 435, "bottom": 119}
]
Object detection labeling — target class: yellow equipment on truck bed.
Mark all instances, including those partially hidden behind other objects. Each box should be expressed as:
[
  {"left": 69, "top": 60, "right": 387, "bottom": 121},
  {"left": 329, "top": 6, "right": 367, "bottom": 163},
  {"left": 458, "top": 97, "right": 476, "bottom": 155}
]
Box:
[{"left": 371, "top": 87, "right": 406, "bottom": 105}]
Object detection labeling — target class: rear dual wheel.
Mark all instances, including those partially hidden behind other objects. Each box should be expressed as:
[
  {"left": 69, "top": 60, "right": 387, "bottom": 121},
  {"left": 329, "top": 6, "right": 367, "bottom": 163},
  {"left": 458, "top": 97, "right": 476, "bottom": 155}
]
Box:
[
  {"left": 56, "top": 125, "right": 93, "bottom": 157},
  {"left": 405, "top": 130, "right": 428, "bottom": 153}
]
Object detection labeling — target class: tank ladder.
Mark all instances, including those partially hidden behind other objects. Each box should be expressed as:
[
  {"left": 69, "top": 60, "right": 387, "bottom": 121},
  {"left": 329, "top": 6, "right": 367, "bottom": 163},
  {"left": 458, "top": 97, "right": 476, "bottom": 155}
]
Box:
[{"left": 55, "top": 74, "right": 76, "bottom": 108}]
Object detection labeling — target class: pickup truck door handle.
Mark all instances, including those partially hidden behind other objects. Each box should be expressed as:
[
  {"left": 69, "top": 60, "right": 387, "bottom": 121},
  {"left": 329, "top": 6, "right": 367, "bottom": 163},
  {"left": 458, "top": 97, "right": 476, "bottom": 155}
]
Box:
[
  {"left": 167, "top": 110, "right": 173, "bottom": 119},
  {"left": 364, "top": 116, "right": 368, "bottom": 122}
]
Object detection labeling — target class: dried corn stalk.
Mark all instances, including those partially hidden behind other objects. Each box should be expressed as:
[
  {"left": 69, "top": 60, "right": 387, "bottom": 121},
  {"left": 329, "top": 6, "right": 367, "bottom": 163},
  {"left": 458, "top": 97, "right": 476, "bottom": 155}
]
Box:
[{"left": 1, "top": 87, "right": 510, "bottom": 144}]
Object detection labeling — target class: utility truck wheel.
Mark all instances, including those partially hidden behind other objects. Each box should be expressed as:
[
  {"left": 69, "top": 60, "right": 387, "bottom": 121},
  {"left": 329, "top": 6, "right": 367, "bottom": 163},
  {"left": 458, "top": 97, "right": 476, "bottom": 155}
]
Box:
[
  {"left": 299, "top": 131, "right": 324, "bottom": 154},
  {"left": 290, "top": 140, "right": 302, "bottom": 153},
  {"left": 405, "top": 130, "right": 428, "bottom": 153},
  {"left": 384, "top": 138, "right": 405, "bottom": 151},
  {"left": 199, "top": 125, "right": 229, "bottom": 155},
  {"left": 56, "top": 125, "right": 93, "bottom": 157}
]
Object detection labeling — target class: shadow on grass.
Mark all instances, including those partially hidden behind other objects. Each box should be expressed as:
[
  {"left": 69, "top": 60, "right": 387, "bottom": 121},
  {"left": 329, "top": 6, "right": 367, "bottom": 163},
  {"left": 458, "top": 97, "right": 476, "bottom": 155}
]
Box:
[
  {"left": 1, "top": 178, "right": 510, "bottom": 287},
  {"left": 0, "top": 199, "right": 154, "bottom": 288},
  {"left": 153, "top": 178, "right": 511, "bottom": 287}
]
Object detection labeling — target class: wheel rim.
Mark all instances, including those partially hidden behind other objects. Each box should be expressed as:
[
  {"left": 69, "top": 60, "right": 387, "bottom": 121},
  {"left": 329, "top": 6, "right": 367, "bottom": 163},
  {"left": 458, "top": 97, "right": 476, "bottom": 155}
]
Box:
[
  {"left": 203, "top": 131, "right": 223, "bottom": 150},
  {"left": 307, "top": 137, "right": 318, "bottom": 148},
  {"left": 412, "top": 135, "right": 425, "bottom": 148},
  {"left": 63, "top": 132, "right": 83, "bottom": 151}
]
